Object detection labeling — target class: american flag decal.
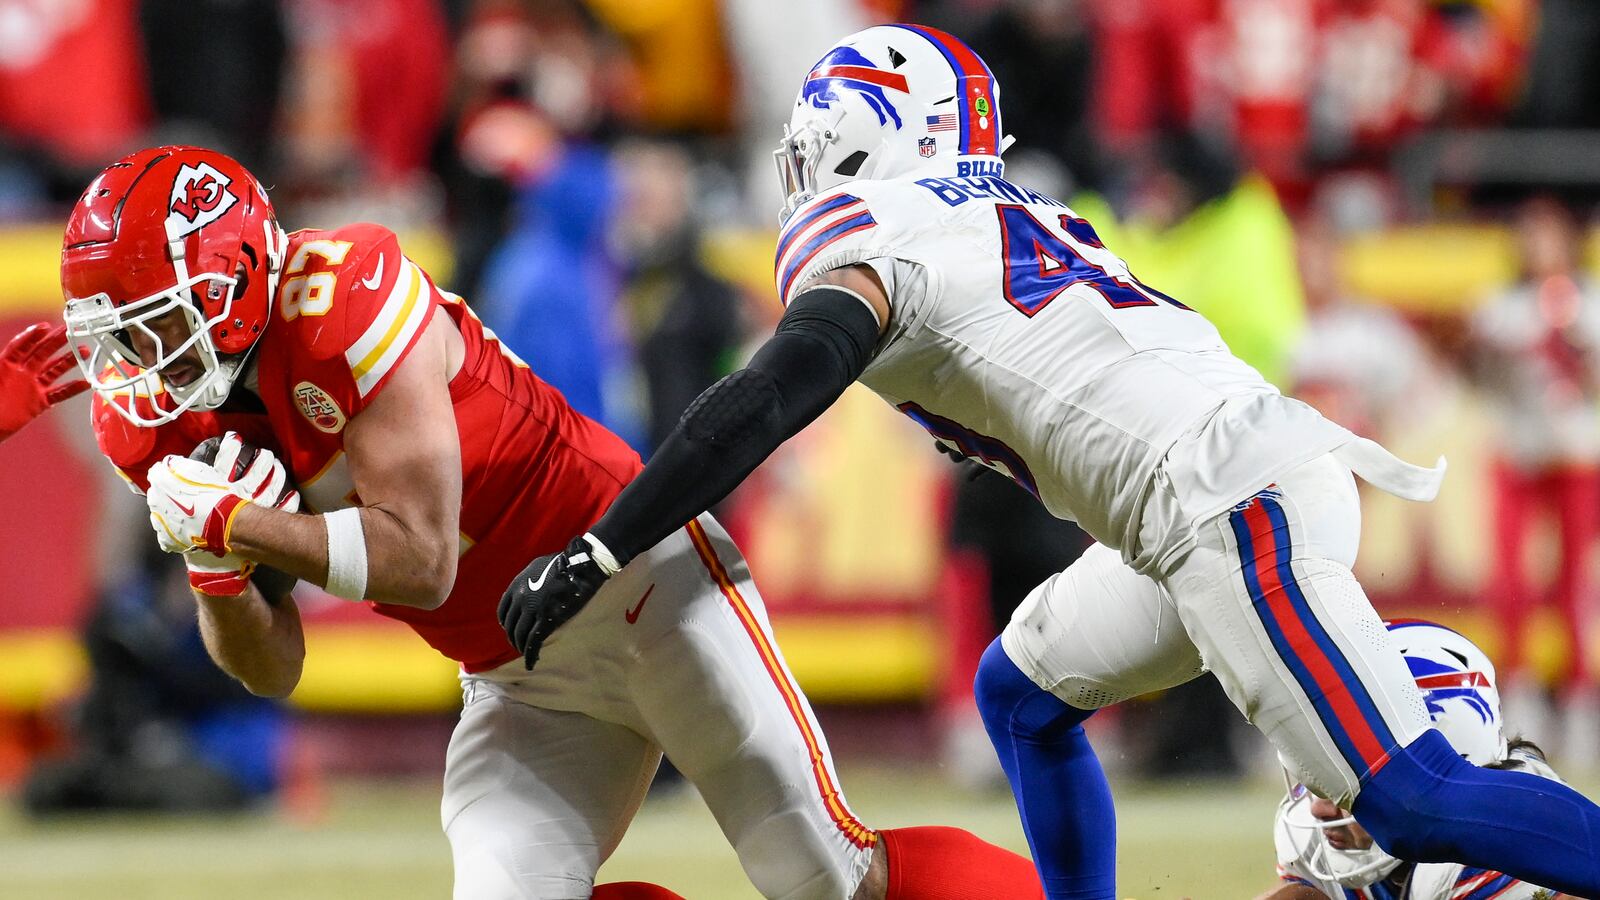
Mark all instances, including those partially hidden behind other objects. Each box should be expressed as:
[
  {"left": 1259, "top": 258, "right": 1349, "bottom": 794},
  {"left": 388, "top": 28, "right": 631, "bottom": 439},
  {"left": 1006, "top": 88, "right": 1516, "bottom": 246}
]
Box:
[{"left": 926, "top": 114, "right": 958, "bottom": 132}]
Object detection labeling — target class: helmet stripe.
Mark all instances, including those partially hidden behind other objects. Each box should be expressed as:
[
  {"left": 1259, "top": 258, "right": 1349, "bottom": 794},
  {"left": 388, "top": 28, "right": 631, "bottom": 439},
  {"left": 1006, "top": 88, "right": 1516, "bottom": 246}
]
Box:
[
  {"left": 808, "top": 65, "right": 910, "bottom": 94},
  {"left": 889, "top": 24, "right": 999, "bottom": 156},
  {"left": 1414, "top": 671, "right": 1491, "bottom": 689}
]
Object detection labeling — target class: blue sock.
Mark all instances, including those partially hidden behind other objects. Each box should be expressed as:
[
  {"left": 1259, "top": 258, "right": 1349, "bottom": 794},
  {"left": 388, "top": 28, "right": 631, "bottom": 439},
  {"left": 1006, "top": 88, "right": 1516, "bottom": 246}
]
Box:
[
  {"left": 974, "top": 638, "right": 1116, "bottom": 900},
  {"left": 1354, "top": 728, "right": 1600, "bottom": 896}
]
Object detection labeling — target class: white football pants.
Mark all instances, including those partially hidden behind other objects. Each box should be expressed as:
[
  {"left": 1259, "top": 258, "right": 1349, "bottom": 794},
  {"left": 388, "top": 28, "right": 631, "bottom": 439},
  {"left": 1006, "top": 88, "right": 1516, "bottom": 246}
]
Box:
[
  {"left": 442, "top": 515, "right": 875, "bottom": 899},
  {"left": 1002, "top": 453, "right": 1434, "bottom": 805}
]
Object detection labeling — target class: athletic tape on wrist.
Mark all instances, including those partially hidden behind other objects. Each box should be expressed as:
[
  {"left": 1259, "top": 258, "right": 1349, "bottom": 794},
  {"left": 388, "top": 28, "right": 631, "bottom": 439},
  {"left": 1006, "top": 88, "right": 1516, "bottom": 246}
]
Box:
[
  {"left": 582, "top": 532, "right": 622, "bottom": 576},
  {"left": 324, "top": 507, "right": 369, "bottom": 601}
]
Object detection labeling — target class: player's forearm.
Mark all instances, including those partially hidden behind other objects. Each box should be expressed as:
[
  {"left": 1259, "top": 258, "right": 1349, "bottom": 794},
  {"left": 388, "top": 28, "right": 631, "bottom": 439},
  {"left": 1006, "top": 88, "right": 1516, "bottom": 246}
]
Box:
[
  {"left": 195, "top": 585, "right": 305, "bottom": 698},
  {"left": 228, "top": 503, "right": 456, "bottom": 608}
]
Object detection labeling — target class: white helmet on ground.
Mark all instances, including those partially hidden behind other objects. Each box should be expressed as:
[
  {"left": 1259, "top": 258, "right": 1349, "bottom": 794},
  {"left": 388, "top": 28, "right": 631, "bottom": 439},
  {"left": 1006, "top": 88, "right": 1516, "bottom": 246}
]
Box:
[
  {"left": 774, "top": 23, "right": 1008, "bottom": 222},
  {"left": 1279, "top": 619, "right": 1507, "bottom": 888}
]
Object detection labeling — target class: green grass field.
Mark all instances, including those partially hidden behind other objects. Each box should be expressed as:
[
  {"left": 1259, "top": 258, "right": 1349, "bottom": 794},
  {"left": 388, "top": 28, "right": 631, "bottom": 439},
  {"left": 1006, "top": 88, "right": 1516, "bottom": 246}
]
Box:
[
  {"left": 14, "top": 762, "right": 1597, "bottom": 899},
  {"left": 0, "top": 765, "right": 1299, "bottom": 900}
]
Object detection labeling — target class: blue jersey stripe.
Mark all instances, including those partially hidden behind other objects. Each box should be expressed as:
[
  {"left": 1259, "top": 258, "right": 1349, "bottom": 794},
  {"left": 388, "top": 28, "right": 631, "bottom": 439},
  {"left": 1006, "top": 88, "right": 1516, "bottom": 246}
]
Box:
[
  {"left": 1461, "top": 874, "right": 1518, "bottom": 899},
  {"left": 778, "top": 210, "right": 876, "bottom": 298},
  {"left": 775, "top": 193, "right": 859, "bottom": 265},
  {"left": 1457, "top": 871, "right": 1519, "bottom": 900}
]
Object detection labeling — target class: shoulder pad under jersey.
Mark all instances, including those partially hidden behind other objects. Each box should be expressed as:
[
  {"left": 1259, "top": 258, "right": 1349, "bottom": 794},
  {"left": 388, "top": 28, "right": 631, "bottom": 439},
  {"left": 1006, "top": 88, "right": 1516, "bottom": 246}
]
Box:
[
  {"left": 92, "top": 388, "right": 221, "bottom": 492},
  {"left": 274, "top": 223, "right": 441, "bottom": 415},
  {"left": 773, "top": 179, "right": 933, "bottom": 307}
]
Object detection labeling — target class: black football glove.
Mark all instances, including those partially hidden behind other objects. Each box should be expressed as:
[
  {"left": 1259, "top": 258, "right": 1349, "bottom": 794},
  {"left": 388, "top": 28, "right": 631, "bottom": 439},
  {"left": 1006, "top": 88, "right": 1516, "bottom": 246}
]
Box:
[{"left": 499, "top": 536, "right": 613, "bottom": 670}]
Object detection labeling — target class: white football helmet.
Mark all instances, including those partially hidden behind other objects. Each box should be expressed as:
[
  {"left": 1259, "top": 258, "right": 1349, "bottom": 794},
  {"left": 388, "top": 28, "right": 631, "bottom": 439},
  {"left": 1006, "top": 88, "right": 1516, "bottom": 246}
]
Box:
[
  {"left": 1280, "top": 619, "right": 1507, "bottom": 888},
  {"left": 774, "top": 23, "right": 1009, "bottom": 222}
]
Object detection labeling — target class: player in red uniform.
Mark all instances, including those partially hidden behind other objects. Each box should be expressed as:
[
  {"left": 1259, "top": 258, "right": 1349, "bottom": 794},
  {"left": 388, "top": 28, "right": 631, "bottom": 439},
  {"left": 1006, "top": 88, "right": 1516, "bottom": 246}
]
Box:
[{"left": 59, "top": 146, "right": 1043, "bottom": 900}]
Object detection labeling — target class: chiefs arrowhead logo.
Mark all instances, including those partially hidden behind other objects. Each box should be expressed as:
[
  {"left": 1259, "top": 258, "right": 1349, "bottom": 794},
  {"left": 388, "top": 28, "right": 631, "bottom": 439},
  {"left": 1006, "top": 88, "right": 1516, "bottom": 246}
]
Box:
[
  {"left": 173, "top": 175, "right": 225, "bottom": 220},
  {"left": 293, "top": 381, "right": 346, "bottom": 434},
  {"left": 166, "top": 163, "right": 238, "bottom": 238}
]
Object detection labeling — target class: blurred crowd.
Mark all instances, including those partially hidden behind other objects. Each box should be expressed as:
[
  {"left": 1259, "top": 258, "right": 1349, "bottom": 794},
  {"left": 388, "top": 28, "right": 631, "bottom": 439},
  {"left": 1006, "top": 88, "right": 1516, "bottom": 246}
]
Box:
[{"left": 7, "top": 0, "right": 1600, "bottom": 794}]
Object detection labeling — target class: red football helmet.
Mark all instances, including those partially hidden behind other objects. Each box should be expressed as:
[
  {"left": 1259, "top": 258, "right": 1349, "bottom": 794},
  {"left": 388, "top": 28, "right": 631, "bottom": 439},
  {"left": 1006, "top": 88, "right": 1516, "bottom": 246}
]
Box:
[{"left": 61, "top": 146, "right": 286, "bottom": 425}]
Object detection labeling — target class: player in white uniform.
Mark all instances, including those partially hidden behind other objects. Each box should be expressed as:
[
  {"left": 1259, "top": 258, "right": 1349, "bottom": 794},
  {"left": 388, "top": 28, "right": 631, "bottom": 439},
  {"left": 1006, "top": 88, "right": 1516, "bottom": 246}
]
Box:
[
  {"left": 496, "top": 24, "right": 1600, "bottom": 899},
  {"left": 1268, "top": 619, "right": 1562, "bottom": 900}
]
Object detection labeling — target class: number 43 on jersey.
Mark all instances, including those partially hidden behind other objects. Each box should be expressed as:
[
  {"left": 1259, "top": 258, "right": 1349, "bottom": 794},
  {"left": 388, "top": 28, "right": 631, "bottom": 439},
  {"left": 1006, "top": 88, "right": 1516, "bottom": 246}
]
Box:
[{"left": 997, "top": 205, "right": 1190, "bottom": 317}]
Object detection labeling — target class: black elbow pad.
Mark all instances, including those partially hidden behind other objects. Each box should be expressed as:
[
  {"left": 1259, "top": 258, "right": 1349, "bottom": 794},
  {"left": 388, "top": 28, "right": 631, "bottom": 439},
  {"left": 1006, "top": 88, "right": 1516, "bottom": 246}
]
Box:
[{"left": 680, "top": 368, "right": 784, "bottom": 446}]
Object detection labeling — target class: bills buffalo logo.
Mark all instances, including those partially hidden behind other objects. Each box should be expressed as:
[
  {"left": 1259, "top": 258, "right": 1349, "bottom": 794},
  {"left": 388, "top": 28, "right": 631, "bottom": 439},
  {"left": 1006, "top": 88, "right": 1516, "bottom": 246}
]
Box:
[
  {"left": 1407, "top": 656, "right": 1496, "bottom": 724},
  {"left": 803, "top": 46, "right": 908, "bottom": 129},
  {"left": 918, "top": 137, "right": 937, "bottom": 158},
  {"left": 294, "top": 381, "right": 346, "bottom": 434},
  {"left": 165, "top": 162, "right": 238, "bottom": 238}
]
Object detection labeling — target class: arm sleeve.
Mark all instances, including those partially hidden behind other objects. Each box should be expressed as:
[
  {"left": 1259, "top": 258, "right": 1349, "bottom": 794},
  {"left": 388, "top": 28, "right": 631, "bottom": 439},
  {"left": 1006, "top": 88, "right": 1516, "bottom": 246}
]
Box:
[{"left": 587, "top": 286, "right": 881, "bottom": 564}]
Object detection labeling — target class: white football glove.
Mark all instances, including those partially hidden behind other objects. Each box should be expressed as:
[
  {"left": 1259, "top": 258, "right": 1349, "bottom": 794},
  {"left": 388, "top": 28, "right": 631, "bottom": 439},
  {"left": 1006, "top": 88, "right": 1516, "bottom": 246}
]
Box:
[
  {"left": 184, "top": 491, "right": 302, "bottom": 596},
  {"left": 211, "top": 431, "right": 298, "bottom": 509},
  {"left": 146, "top": 432, "right": 300, "bottom": 556}
]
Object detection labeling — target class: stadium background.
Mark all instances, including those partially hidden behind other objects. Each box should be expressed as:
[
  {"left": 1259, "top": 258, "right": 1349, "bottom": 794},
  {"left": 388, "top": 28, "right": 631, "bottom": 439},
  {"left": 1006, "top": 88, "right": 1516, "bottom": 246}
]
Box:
[{"left": 3, "top": 0, "right": 1600, "bottom": 896}]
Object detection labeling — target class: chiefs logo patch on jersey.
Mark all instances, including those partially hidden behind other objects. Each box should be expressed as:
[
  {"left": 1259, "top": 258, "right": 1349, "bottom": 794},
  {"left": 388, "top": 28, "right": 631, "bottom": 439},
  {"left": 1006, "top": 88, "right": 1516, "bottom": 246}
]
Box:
[
  {"left": 294, "top": 381, "right": 346, "bottom": 434},
  {"left": 166, "top": 162, "right": 238, "bottom": 237}
]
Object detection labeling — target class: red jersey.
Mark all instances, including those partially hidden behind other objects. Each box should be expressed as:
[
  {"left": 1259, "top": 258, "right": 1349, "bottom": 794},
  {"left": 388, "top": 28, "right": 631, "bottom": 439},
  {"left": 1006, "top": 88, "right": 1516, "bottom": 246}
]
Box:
[{"left": 94, "top": 223, "right": 642, "bottom": 671}]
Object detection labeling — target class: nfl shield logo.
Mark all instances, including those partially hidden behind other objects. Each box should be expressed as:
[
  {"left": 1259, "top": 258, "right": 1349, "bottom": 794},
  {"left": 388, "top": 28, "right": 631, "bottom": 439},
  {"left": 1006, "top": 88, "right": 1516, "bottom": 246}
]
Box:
[{"left": 918, "top": 137, "right": 937, "bottom": 158}]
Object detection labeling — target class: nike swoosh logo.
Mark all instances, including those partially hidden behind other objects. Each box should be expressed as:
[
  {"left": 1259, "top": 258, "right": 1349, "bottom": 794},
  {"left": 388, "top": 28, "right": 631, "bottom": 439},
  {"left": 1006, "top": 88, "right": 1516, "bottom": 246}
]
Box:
[
  {"left": 526, "top": 556, "right": 560, "bottom": 592},
  {"left": 361, "top": 254, "right": 384, "bottom": 290},
  {"left": 624, "top": 585, "right": 655, "bottom": 624},
  {"left": 174, "top": 499, "right": 196, "bottom": 517}
]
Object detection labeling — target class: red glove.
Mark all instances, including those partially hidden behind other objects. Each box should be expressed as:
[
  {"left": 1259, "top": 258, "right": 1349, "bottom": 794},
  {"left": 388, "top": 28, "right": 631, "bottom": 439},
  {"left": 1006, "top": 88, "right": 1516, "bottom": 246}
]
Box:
[{"left": 0, "top": 323, "right": 89, "bottom": 443}]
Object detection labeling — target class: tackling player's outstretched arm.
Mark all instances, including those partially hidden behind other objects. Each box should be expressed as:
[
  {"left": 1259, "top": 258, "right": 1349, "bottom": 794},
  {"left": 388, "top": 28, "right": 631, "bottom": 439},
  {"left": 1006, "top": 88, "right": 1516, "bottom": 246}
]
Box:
[
  {"left": 590, "top": 263, "right": 889, "bottom": 563},
  {"left": 226, "top": 308, "right": 464, "bottom": 609},
  {"left": 499, "top": 264, "right": 889, "bottom": 667}
]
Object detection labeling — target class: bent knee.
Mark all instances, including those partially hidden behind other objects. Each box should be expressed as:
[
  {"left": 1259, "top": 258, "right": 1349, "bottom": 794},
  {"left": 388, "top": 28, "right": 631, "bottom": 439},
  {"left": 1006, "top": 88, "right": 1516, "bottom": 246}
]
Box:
[
  {"left": 974, "top": 639, "right": 1031, "bottom": 721},
  {"left": 974, "top": 638, "right": 1091, "bottom": 740}
]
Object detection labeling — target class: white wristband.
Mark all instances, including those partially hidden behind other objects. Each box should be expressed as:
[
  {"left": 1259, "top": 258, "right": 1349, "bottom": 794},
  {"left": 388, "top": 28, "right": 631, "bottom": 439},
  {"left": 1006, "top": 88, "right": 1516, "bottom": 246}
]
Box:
[
  {"left": 581, "top": 532, "right": 622, "bottom": 576},
  {"left": 324, "top": 507, "right": 369, "bottom": 601}
]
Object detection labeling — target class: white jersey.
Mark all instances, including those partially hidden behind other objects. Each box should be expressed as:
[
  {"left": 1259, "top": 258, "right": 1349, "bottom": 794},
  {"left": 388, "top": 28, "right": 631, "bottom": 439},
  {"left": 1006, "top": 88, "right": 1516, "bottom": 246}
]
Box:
[
  {"left": 774, "top": 163, "right": 1402, "bottom": 575},
  {"left": 1271, "top": 749, "right": 1563, "bottom": 899}
]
